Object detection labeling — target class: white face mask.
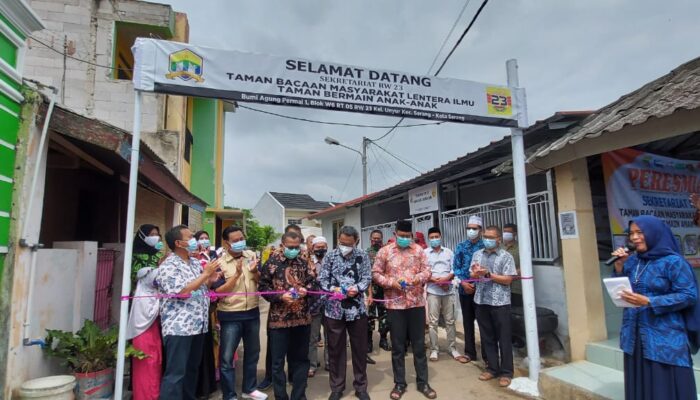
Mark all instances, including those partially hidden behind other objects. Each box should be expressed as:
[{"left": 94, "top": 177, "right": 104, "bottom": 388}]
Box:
[
  {"left": 144, "top": 235, "right": 160, "bottom": 248},
  {"left": 467, "top": 229, "right": 479, "bottom": 240},
  {"left": 338, "top": 245, "right": 353, "bottom": 256},
  {"left": 503, "top": 232, "right": 515, "bottom": 242}
]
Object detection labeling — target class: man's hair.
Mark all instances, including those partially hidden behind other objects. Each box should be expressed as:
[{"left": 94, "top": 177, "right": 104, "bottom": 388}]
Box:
[
  {"left": 285, "top": 224, "right": 301, "bottom": 233},
  {"left": 222, "top": 225, "right": 244, "bottom": 241},
  {"left": 339, "top": 225, "right": 359, "bottom": 241},
  {"left": 427, "top": 227, "right": 441, "bottom": 236},
  {"left": 165, "top": 225, "right": 188, "bottom": 250},
  {"left": 484, "top": 225, "right": 502, "bottom": 237},
  {"left": 282, "top": 231, "right": 301, "bottom": 244},
  {"left": 395, "top": 219, "right": 412, "bottom": 233},
  {"left": 193, "top": 230, "right": 209, "bottom": 240},
  {"left": 504, "top": 223, "right": 517, "bottom": 232},
  {"left": 370, "top": 229, "right": 383, "bottom": 238}
]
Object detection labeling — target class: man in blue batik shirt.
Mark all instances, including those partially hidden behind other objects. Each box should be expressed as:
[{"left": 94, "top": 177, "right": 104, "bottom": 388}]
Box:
[
  {"left": 452, "top": 215, "right": 485, "bottom": 363},
  {"left": 319, "top": 226, "right": 372, "bottom": 400}
]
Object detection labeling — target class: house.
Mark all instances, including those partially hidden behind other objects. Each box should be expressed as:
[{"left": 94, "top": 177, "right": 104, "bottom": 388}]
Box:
[
  {"left": 252, "top": 192, "right": 334, "bottom": 241},
  {"left": 0, "top": 1, "right": 239, "bottom": 395}
]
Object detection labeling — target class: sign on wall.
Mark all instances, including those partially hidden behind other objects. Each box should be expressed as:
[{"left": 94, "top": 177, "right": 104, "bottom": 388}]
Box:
[
  {"left": 132, "top": 38, "right": 524, "bottom": 127},
  {"left": 602, "top": 148, "right": 700, "bottom": 266},
  {"left": 408, "top": 182, "right": 439, "bottom": 215}
]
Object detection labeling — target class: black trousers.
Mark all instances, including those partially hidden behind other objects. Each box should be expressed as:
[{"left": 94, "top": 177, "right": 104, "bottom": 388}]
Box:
[
  {"left": 459, "top": 293, "right": 487, "bottom": 361},
  {"left": 475, "top": 304, "right": 514, "bottom": 378},
  {"left": 326, "top": 316, "right": 369, "bottom": 393},
  {"left": 269, "top": 325, "right": 311, "bottom": 400},
  {"left": 160, "top": 333, "right": 205, "bottom": 400},
  {"left": 387, "top": 307, "right": 429, "bottom": 388}
]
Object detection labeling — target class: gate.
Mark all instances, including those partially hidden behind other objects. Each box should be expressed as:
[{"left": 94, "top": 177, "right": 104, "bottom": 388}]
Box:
[{"left": 94, "top": 249, "right": 116, "bottom": 329}]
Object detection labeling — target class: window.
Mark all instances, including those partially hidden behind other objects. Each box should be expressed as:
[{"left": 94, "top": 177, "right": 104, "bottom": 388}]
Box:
[
  {"left": 332, "top": 219, "right": 345, "bottom": 248},
  {"left": 113, "top": 22, "right": 173, "bottom": 80},
  {"left": 181, "top": 206, "right": 189, "bottom": 226},
  {"left": 287, "top": 219, "right": 302, "bottom": 225},
  {"left": 184, "top": 128, "right": 193, "bottom": 162}
]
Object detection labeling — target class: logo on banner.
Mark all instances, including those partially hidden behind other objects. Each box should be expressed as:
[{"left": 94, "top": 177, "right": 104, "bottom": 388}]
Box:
[
  {"left": 165, "top": 49, "right": 205, "bottom": 83},
  {"left": 486, "top": 87, "right": 512, "bottom": 116}
]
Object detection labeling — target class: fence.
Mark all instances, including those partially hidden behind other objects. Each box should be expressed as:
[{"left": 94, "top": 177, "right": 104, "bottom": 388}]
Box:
[
  {"left": 94, "top": 249, "right": 116, "bottom": 329},
  {"left": 360, "top": 213, "right": 435, "bottom": 247},
  {"left": 440, "top": 191, "right": 559, "bottom": 262}
]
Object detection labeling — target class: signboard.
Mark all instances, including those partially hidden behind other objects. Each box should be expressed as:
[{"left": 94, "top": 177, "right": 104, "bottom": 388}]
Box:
[
  {"left": 558, "top": 211, "right": 579, "bottom": 240},
  {"left": 132, "top": 38, "right": 523, "bottom": 127},
  {"left": 602, "top": 148, "right": 700, "bottom": 266},
  {"left": 409, "top": 182, "right": 439, "bottom": 215}
]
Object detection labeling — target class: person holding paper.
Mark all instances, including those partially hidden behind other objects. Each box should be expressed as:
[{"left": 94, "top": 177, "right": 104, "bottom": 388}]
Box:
[{"left": 611, "top": 215, "right": 698, "bottom": 400}]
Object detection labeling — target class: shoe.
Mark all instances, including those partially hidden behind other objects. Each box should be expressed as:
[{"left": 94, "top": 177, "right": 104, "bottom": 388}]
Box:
[
  {"left": 379, "top": 337, "right": 391, "bottom": 351},
  {"left": 429, "top": 350, "right": 438, "bottom": 361},
  {"left": 328, "top": 392, "right": 343, "bottom": 400},
  {"left": 257, "top": 378, "right": 272, "bottom": 391},
  {"left": 366, "top": 354, "right": 376, "bottom": 364},
  {"left": 418, "top": 384, "right": 437, "bottom": 399},
  {"left": 355, "top": 391, "right": 371, "bottom": 400},
  {"left": 242, "top": 390, "right": 268, "bottom": 400}
]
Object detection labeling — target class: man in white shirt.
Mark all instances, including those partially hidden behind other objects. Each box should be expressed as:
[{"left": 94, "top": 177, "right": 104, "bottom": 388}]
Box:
[{"left": 424, "top": 227, "right": 468, "bottom": 363}]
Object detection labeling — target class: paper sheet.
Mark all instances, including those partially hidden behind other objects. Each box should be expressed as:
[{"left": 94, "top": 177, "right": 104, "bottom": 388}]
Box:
[{"left": 603, "top": 277, "right": 639, "bottom": 308}]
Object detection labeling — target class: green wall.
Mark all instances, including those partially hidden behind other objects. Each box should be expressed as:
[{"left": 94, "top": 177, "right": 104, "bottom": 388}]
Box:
[{"left": 190, "top": 98, "right": 218, "bottom": 207}]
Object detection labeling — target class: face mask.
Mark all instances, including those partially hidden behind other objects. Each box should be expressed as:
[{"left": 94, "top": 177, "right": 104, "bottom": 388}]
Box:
[
  {"left": 467, "top": 229, "right": 479, "bottom": 240},
  {"left": 396, "top": 237, "right": 412, "bottom": 248},
  {"left": 503, "top": 232, "right": 514, "bottom": 242},
  {"left": 198, "top": 239, "right": 210, "bottom": 248},
  {"left": 338, "top": 245, "right": 353, "bottom": 256},
  {"left": 371, "top": 240, "right": 382, "bottom": 249},
  {"left": 144, "top": 235, "right": 160, "bottom": 248},
  {"left": 429, "top": 239, "right": 441, "bottom": 248},
  {"left": 483, "top": 239, "right": 498, "bottom": 249},
  {"left": 184, "top": 238, "right": 198, "bottom": 252},
  {"left": 155, "top": 241, "right": 164, "bottom": 251},
  {"left": 284, "top": 247, "right": 300, "bottom": 259},
  {"left": 314, "top": 249, "right": 327, "bottom": 259},
  {"left": 231, "top": 240, "right": 246, "bottom": 252}
]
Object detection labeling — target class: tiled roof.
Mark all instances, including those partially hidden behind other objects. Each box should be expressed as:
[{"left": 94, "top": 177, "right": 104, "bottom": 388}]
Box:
[
  {"left": 269, "top": 192, "right": 334, "bottom": 211},
  {"left": 529, "top": 56, "right": 700, "bottom": 161}
]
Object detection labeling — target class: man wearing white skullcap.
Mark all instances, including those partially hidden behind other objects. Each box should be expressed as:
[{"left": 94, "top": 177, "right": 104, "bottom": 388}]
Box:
[{"left": 453, "top": 215, "right": 485, "bottom": 364}]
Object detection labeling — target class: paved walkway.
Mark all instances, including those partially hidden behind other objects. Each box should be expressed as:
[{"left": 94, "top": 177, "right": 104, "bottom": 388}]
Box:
[{"left": 211, "top": 302, "right": 528, "bottom": 400}]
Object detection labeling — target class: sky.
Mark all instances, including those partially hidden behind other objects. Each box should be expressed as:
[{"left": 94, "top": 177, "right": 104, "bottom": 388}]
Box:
[{"left": 161, "top": 0, "right": 700, "bottom": 209}]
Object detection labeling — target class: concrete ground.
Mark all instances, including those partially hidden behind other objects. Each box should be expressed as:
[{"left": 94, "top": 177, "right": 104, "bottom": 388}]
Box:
[{"left": 210, "top": 302, "right": 528, "bottom": 400}]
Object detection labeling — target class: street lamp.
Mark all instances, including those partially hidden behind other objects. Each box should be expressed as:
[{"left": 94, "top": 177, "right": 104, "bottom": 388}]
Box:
[{"left": 325, "top": 136, "right": 369, "bottom": 196}]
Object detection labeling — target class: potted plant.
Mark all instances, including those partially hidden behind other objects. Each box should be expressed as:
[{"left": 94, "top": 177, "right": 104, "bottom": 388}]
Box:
[{"left": 44, "top": 320, "right": 145, "bottom": 400}]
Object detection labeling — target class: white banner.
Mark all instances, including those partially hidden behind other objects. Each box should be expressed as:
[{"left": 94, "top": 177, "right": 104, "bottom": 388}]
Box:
[
  {"left": 132, "top": 38, "right": 523, "bottom": 126},
  {"left": 409, "top": 182, "right": 439, "bottom": 215}
]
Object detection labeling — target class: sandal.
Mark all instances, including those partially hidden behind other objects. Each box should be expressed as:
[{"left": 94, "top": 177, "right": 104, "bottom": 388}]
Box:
[
  {"left": 453, "top": 354, "right": 469, "bottom": 364},
  {"left": 479, "top": 371, "right": 496, "bottom": 381},
  {"left": 498, "top": 377, "right": 512, "bottom": 387},
  {"left": 418, "top": 384, "right": 437, "bottom": 399},
  {"left": 307, "top": 369, "right": 316, "bottom": 378},
  {"left": 390, "top": 384, "right": 406, "bottom": 400}
]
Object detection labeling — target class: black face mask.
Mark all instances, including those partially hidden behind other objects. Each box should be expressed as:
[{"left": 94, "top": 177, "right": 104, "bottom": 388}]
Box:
[
  {"left": 371, "top": 240, "right": 382, "bottom": 249},
  {"left": 314, "top": 249, "right": 327, "bottom": 259}
]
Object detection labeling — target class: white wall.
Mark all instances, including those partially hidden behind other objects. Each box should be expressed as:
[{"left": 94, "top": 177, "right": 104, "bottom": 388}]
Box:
[
  {"left": 532, "top": 264, "right": 569, "bottom": 340},
  {"left": 252, "top": 193, "right": 284, "bottom": 234},
  {"left": 319, "top": 207, "right": 362, "bottom": 248},
  {"left": 54, "top": 241, "right": 98, "bottom": 330}
]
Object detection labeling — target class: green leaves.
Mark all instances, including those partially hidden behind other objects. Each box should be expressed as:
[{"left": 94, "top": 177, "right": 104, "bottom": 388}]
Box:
[
  {"left": 44, "top": 320, "right": 146, "bottom": 373},
  {"left": 241, "top": 208, "right": 281, "bottom": 252}
]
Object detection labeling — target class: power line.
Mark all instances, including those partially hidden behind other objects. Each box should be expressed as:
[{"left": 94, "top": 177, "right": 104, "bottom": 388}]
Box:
[
  {"left": 338, "top": 154, "right": 359, "bottom": 202},
  {"left": 369, "top": 145, "right": 394, "bottom": 186},
  {"left": 235, "top": 103, "right": 444, "bottom": 129},
  {"left": 370, "top": 141, "right": 423, "bottom": 175},
  {"left": 427, "top": 0, "right": 473, "bottom": 75},
  {"left": 30, "top": 35, "right": 123, "bottom": 70},
  {"left": 434, "top": 0, "right": 490, "bottom": 76}
]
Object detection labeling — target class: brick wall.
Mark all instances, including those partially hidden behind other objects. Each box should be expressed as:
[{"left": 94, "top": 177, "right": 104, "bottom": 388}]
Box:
[{"left": 134, "top": 185, "right": 174, "bottom": 235}]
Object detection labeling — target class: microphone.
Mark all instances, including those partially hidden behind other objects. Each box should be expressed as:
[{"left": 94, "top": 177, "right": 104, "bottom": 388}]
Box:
[{"left": 605, "top": 244, "right": 636, "bottom": 266}]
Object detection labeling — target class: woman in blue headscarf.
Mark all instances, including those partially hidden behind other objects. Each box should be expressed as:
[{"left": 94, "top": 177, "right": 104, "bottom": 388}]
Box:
[{"left": 610, "top": 215, "right": 698, "bottom": 399}]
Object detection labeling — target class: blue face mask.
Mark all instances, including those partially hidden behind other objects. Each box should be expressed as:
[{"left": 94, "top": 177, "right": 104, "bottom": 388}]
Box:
[
  {"left": 155, "top": 241, "right": 164, "bottom": 251},
  {"left": 284, "top": 247, "right": 300, "bottom": 259},
  {"left": 429, "top": 239, "right": 441, "bottom": 248},
  {"left": 483, "top": 239, "right": 498, "bottom": 249},
  {"left": 185, "top": 238, "right": 198, "bottom": 252},
  {"left": 198, "top": 239, "right": 210, "bottom": 248},
  {"left": 231, "top": 240, "right": 246, "bottom": 252},
  {"left": 396, "top": 237, "right": 412, "bottom": 248}
]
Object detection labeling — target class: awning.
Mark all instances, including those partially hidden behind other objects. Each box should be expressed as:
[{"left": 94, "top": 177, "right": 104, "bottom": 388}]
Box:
[{"left": 39, "top": 102, "right": 208, "bottom": 211}]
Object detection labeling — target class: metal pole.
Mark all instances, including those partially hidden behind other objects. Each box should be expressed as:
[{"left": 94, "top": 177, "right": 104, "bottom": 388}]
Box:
[
  {"left": 362, "top": 137, "right": 368, "bottom": 196},
  {"left": 507, "top": 59, "right": 540, "bottom": 381},
  {"left": 114, "top": 91, "right": 143, "bottom": 399}
]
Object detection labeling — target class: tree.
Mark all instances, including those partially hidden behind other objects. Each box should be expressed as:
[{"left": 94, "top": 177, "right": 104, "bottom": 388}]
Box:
[{"left": 240, "top": 209, "right": 280, "bottom": 252}]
